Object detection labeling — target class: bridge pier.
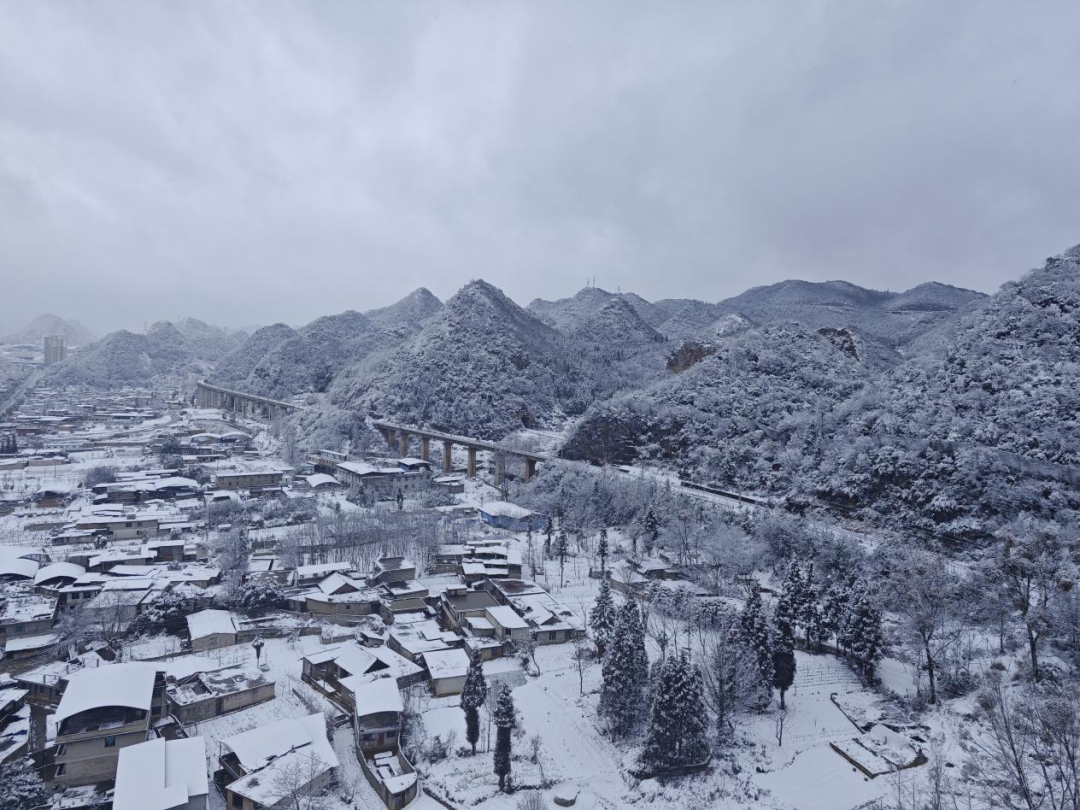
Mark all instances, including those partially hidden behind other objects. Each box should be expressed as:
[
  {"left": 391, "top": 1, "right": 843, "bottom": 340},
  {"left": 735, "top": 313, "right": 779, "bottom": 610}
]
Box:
[
  {"left": 442, "top": 441, "right": 453, "bottom": 474},
  {"left": 494, "top": 453, "right": 505, "bottom": 487},
  {"left": 524, "top": 458, "right": 537, "bottom": 483},
  {"left": 466, "top": 447, "right": 477, "bottom": 478},
  {"left": 398, "top": 430, "right": 410, "bottom": 457},
  {"left": 420, "top": 437, "right": 430, "bottom": 462}
]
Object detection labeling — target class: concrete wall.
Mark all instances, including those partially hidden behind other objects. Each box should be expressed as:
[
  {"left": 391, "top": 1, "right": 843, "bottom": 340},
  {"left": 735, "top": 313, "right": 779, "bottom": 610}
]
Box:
[
  {"left": 170, "top": 681, "right": 274, "bottom": 724},
  {"left": 191, "top": 632, "right": 237, "bottom": 653},
  {"left": 55, "top": 725, "right": 147, "bottom": 786},
  {"left": 431, "top": 674, "right": 466, "bottom": 697}
]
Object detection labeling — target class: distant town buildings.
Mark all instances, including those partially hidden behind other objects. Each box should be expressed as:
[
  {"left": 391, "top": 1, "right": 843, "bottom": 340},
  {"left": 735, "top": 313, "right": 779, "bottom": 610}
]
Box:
[{"left": 43, "top": 334, "right": 67, "bottom": 366}]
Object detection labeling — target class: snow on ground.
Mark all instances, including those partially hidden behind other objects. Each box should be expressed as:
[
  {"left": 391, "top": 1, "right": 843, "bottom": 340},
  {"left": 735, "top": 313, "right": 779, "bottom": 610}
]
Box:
[{"left": 747, "top": 653, "right": 912, "bottom": 810}]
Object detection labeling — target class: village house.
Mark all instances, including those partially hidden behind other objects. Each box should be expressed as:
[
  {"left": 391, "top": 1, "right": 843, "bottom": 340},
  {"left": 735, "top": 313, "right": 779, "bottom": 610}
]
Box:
[
  {"left": 113, "top": 736, "right": 209, "bottom": 810},
  {"left": 351, "top": 677, "right": 419, "bottom": 810},
  {"left": 481, "top": 578, "right": 586, "bottom": 645},
  {"left": 477, "top": 501, "right": 545, "bottom": 532},
  {"left": 302, "top": 642, "right": 424, "bottom": 711},
  {"left": 332, "top": 460, "right": 431, "bottom": 500},
  {"left": 53, "top": 662, "right": 165, "bottom": 786},
  {"left": 292, "top": 561, "right": 354, "bottom": 588},
  {"left": 386, "top": 614, "right": 462, "bottom": 663},
  {"left": 0, "top": 680, "right": 30, "bottom": 763},
  {"left": 0, "top": 587, "right": 57, "bottom": 657},
  {"left": 439, "top": 586, "right": 500, "bottom": 631},
  {"left": 421, "top": 647, "right": 470, "bottom": 696},
  {"left": 211, "top": 469, "right": 286, "bottom": 492},
  {"left": 219, "top": 713, "right": 339, "bottom": 810},
  {"left": 164, "top": 660, "right": 274, "bottom": 724},
  {"left": 185, "top": 609, "right": 238, "bottom": 652}
]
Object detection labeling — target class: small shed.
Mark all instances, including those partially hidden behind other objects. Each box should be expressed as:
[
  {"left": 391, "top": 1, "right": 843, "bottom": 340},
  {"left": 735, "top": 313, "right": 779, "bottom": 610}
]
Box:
[
  {"left": 422, "top": 648, "right": 470, "bottom": 697},
  {"left": 478, "top": 501, "right": 545, "bottom": 532},
  {"left": 186, "top": 609, "right": 237, "bottom": 652}
]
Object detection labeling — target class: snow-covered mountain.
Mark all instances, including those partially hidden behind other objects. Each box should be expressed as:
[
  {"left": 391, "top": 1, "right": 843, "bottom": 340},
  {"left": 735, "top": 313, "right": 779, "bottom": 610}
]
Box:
[
  {"left": 209, "top": 290, "right": 443, "bottom": 399},
  {"left": 2, "top": 313, "right": 97, "bottom": 347},
  {"left": 562, "top": 321, "right": 898, "bottom": 473},
  {"left": 714, "top": 279, "right": 985, "bottom": 346},
  {"left": 174, "top": 317, "right": 246, "bottom": 362},
  {"left": 528, "top": 287, "right": 663, "bottom": 333},
  {"left": 559, "top": 246, "right": 1080, "bottom": 540},
  {"left": 364, "top": 288, "right": 443, "bottom": 331},
  {"left": 212, "top": 323, "right": 300, "bottom": 390},
  {"left": 43, "top": 321, "right": 206, "bottom": 387},
  {"left": 335, "top": 280, "right": 566, "bottom": 439}
]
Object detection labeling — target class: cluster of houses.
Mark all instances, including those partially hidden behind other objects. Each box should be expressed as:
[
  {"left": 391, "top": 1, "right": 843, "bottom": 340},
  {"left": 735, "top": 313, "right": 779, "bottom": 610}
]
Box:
[{"left": 0, "top": 386, "right": 592, "bottom": 809}]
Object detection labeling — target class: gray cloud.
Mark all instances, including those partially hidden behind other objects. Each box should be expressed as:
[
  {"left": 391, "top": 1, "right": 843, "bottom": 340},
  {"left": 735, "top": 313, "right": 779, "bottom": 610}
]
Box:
[{"left": 2, "top": 1, "right": 1078, "bottom": 335}]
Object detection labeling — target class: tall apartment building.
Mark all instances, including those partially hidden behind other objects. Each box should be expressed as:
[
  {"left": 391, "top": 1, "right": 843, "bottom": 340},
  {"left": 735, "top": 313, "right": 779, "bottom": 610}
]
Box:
[{"left": 44, "top": 334, "right": 67, "bottom": 365}]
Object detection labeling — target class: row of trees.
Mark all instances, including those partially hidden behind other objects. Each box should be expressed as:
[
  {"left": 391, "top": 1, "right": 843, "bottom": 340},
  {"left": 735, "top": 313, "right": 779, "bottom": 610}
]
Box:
[
  {"left": 589, "top": 563, "right": 886, "bottom": 757},
  {"left": 461, "top": 651, "right": 519, "bottom": 791}
]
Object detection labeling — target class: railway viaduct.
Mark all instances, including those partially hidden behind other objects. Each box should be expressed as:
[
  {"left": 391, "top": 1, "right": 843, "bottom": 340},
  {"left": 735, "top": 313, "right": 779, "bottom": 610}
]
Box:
[
  {"left": 194, "top": 380, "right": 301, "bottom": 421},
  {"left": 370, "top": 419, "right": 548, "bottom": 484}
]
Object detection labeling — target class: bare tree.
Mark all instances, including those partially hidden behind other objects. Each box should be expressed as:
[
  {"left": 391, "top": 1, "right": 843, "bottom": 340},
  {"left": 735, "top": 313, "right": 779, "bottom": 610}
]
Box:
[
  {"left": 966, "top": 676, "right": 1080, "bottom": 810},
  {"left": 516, "top": 791, "right": 549, "bottom": 810},
  {"left": 571, "top": 637, "right": 589, "bottom": 696},
  {"left": 886, "top": 550, "right": 960, "bottom": 705},
  {"left": 699, "top": 611, "right": 762, "bottom": 743},
  {"left": 269, "top": 751, "right": 331, "bottom": 810},
  {"left": 989, "top": 519, "right": 1075, "bottom": 682}
]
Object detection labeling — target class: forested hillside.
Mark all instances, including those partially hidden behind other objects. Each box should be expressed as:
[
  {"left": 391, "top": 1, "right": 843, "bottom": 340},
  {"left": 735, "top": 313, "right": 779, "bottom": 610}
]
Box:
[
  {"left": 561, "top": 246, "right": 1080, "bottom": 541},
  {"left": 43, "top": 321, "right": 206, "bottom": 387}
]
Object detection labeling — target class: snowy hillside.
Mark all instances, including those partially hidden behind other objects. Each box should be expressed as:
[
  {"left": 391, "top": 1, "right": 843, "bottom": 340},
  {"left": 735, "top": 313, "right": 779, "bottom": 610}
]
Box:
[
  {"left": 336, "top": 280, "right": 567, "bottom": 439},
  {"left": 211, "top": 322, "right": 300, "bottom": 388},
  {"left": 562, "top": 322, "right": 897, "bottom": 481},
  {"left": 529, "top": 287, "right": 665, "bottom": 332},
  {"left": 43, "top": 321, "right": 206, "bottom": 387},
  {"left": 2, "top": 313, "right": 97, "bottom": 347},
  {"left": 174, "top": 317, "right": 246, "bottom": 362},
  {"left": 715, "top": 279, "right": 985, "bottom": 346}
]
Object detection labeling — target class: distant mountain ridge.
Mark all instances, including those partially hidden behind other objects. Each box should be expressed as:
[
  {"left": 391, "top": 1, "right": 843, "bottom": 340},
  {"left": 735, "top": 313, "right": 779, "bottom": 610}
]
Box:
[
  {"left": 209, "top": 289, "right": 444, "bottom": 400},
  {"left": 43, "top": 321, "right": 207, "bottom": 387},
  {"left": 2, "top": 314, "right": 97, "bottom": 347},
  {"left": 715, "top": 279, "right": 986, "bottom": 346}
]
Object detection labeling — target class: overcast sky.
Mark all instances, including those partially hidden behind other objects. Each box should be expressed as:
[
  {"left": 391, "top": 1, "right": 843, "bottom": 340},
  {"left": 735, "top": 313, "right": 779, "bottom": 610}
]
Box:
[{"left": 2, "top": 1, "right": 1079, "bottom": 335}]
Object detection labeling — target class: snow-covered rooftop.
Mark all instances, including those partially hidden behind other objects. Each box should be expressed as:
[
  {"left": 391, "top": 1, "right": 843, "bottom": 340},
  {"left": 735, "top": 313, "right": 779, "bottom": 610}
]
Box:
[
  {"left": 56, "top": 662, "right": 157, "bottom": 722},
  {"left": 113, "top": 737, "right": 208, "bottom": 810},
  {"left": 349, "top": 676, "right": 403, "bottom": 717},
  {"left": 305, "top": 473, "right": 341, "bottom": 488},
  {"left": 34, "top": 561, "right": 85, "bottom": 585},
  {"left": 485, "top": 605, "right": 529, "bottom": 630},
  {"left": 185, "top": 609, "right": 236, "bottom": 640},
  {"left": 479, "top": 501, "right": 534, "bottom": 519},
  {"left": 422, "top": 648, "right": 469, "bottom": 680},
  {"left": 224, "top": 713, "right": 339, "bottom": 805}
]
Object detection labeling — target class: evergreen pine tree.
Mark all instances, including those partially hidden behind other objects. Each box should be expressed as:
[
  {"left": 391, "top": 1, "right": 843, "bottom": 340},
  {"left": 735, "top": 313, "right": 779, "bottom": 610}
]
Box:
[
  {"left": 600, "top": 599, "right": 649, "bottom": 736},
  {"left": 820, "top": 581, "right": 850, "bottom": 650},
  {"left": 461, "top": 650, "right": 488, "bottom": 754},
  {"left": 598, "top": 527, "right": 609, "bottom": 574},
  {"left": 492, "top": 684, "right": 516, "bottom": 791},
  {"left": 0, "top": 757, "right": 48, "bottom": 810},
  {"left": 711, "top": 618, "right": 767, "bottom": 739},
  {"left": 738, "top": 585, "right": 774, "bottom": 709},
  {"left": 643, "top": 508, "right": 659, "bottom": 555},
  {"left": 543, "top": 516, "right": 554, "bottom": 559},
  {"left": 774, "top": 561, "right": 804, "bottom": 642},
  {"left": 640, "top": 652, "right": 710, "bottom": 773},
  {"left": 589, "top": 578, "right": 616, "bottom": 657},
  {"left": 772, "top": 617, "right": 796, "bottom": 710},
  {"left": 841, "top": 585, "right": 884, "bottom": 684},
  {"left": 800, "top": 564, "right": 822, "bottom": 650},
  {"left": 554, "top": 530, "right": 569, "bottom": 585}
]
